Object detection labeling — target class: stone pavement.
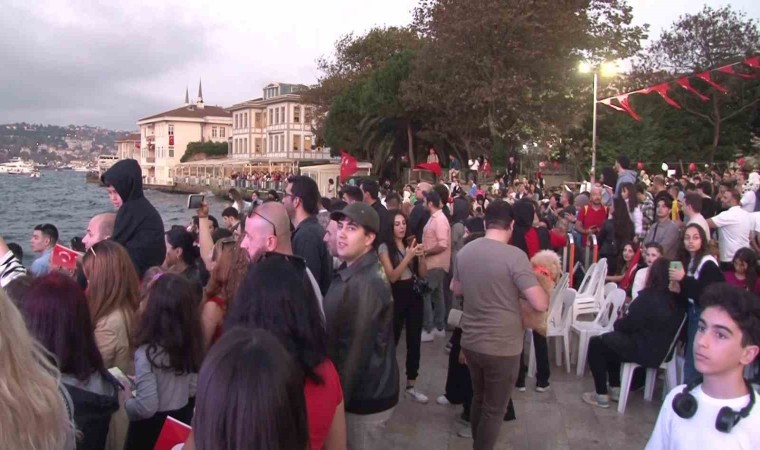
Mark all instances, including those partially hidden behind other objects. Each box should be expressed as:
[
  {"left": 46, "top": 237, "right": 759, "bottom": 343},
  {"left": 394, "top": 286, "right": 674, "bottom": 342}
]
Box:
[{"left": 382, "top": 333, "right": 662, "bottom": 450}]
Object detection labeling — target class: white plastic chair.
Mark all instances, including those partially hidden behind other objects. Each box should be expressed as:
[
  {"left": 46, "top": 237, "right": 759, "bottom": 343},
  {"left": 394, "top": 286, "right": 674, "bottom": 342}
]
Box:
[
  {"left": 528, "top": 286, "right": 576, "bottom": 376},
  {"left": 571, "top": 287, "right": 626, "bottom": 376},
  {"left": 603, "top": 282, "right": 617, "bottom": 298},
  {"left": 617, "top": 316, "right": 687, "bottom": 414},
  {"left": 526, "top": 274, "right": 568, "bottom": 377},
  {"left": 572, "top": 259, "right": 608, "bottom": 324}
]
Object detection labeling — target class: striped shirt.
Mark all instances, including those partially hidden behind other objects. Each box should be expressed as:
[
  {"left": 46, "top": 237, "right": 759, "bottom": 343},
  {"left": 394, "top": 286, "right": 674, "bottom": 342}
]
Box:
[{"left": 1, "top": 250, "right": 26, "bottom": 288}]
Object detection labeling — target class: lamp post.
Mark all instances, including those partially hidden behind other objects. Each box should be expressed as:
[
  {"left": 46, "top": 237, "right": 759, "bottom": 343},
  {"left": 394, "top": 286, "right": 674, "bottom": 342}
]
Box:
[{"left": 579, "top": 61, "right": 619, "bottom": 184}]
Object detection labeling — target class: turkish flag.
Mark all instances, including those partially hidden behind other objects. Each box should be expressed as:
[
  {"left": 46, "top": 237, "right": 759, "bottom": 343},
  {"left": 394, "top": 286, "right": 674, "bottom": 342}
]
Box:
[
  {"left": 414, "top": 162, "right": 442, "bottom": 177},
  {"left": 51, "top": 244, "right": 82, "bottom": 270},
  {"left": 340, "top": 150, "right": 358, "bottom": 180},
  {"left": 154, "top": 416, "right": 192, "bottom": 450}
]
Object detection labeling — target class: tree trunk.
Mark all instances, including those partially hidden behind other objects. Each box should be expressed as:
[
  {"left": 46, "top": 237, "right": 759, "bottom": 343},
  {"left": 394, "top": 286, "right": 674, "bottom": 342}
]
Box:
[
  {"left": 710, "top": 95, "right": 721, "bottom": 163},
  {"left": 406, "top": 121, "right": 415, "bottom": 168}
]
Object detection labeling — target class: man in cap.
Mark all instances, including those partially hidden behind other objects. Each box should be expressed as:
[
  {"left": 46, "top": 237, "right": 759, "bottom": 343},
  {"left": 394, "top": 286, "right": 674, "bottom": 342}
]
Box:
[{"left": 323, "top": 203, "right": 399, "bottom": 450}]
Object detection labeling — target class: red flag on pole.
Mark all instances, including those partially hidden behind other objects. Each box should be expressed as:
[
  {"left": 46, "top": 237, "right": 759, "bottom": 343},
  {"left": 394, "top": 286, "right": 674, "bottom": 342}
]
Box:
[
  {"left": 414, "top": 162, "right": 442, "bottom": 177},
  {"left": 599, "top": 97, "right": 626, "bottom": 112},
  {"left": 51, "top": 244, "right": 82, "bottom": 270},
  {"left": 617, "top": 94, "right": 641, "bottom": 121},
  {"left": 717, "top": 64, "right": 754, "bottom": 79},
  {"left": 339, "top": 150, "right": 358, "bottom": 180},
  {"left": 154, "top": 416, "right": 192, "bottom": 450},
  {"left": 639, "top": 83, "right": 681, "bottom": 109},
  {"left": 744, "top": 56, "right": 760, "bottom": 69},
  {"left": 676, "top": 77, "right": 710, "bottom": 101},
  {"left": 696, "top": 71, "right": 728, "bottom": 93}
]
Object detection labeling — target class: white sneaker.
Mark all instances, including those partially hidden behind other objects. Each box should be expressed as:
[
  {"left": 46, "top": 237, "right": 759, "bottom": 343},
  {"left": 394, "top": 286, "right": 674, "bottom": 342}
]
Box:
[
  {"left": 433, "top": 328, "right": 446, "bottom": 338},
  {"left": 405, "top": 388, "right": 429, "bottom": 404},
  {"left": 421, "top": 331, "right": 434, "bottom": 342},
  {"left": 436, "top": 395, "right": 450, "bottom": 405},
  {"left": 457, "top": 427, "right": 473, "bottom": 439}
]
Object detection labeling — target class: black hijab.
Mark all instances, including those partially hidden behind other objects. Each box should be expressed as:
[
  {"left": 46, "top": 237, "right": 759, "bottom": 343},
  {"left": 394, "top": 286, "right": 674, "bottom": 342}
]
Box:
[{"left": 102, "top": 159, "right": 166, "bottom": 277}]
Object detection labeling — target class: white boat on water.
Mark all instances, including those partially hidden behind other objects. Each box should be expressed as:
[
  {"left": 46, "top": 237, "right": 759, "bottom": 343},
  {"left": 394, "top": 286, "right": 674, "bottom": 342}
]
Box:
[
  {"left": 0, "top": 158, "right": 35, "bottom": 175},
  {"left": 30, "top": 170, "right": 41, "bottom": 178}
]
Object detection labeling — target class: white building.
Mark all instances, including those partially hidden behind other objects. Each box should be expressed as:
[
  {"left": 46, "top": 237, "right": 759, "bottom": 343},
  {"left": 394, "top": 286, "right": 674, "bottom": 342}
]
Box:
[
  {"left": 227, "top": 82, "right": 329, "bottom": 161},
  {"left": 136, "top": 81, "right": 232, "bottom": 185}
]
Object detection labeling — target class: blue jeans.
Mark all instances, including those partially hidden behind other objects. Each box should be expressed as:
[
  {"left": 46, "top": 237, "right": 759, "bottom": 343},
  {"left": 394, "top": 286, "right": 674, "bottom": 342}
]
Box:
[
  {"left": 423, "top": 268, "right": 447, "bottom": 332},
  {"left": 684, "top": 303, "right": 702, "bottom": 384}
]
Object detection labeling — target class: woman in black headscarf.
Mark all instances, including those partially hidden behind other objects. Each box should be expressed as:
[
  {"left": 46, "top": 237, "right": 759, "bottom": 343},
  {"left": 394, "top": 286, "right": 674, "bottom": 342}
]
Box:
[{"left": 101, "top": 160, "right": 166, "bottom": 278}]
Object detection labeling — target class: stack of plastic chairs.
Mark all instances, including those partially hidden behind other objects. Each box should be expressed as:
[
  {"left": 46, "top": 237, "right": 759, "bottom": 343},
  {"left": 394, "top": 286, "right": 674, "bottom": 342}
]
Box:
[
  {"left": 528, "top": 274, "right": 575, "bottom": 376},
  {"left": 571, "top": 258, "right": 608, "bottom": 325},
  {"left": 571, "top": 287, "right": 626, "bottom": 376}
]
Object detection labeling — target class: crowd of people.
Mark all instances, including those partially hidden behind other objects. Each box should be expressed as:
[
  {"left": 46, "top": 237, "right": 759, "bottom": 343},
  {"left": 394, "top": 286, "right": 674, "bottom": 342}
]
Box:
[{"left": 1, "top": 155, "right": 759, "bottom": 450}]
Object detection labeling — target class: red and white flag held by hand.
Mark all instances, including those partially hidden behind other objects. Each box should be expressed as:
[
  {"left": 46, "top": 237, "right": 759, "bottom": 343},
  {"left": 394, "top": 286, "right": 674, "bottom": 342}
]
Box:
[
  {"left": 51, "top": 244, "right": 82, "bottom": 270},
  {"left": 154, "top": 416, "right": 192, "bottom": 450},
  {"left": 340, "top": 150, "right": 358, "bottom": 180}
]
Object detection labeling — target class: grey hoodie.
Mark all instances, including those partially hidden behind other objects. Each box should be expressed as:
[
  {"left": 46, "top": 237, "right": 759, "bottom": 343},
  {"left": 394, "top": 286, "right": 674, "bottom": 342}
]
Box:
[{"left": 615, "top": 169, "right": 637, "bottom": 196}]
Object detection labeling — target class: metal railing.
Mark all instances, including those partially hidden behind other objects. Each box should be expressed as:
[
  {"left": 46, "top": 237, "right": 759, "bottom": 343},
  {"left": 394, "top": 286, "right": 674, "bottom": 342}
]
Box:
[
  {"left": 585, "top": 234, "right": 599, "bottom": 268},
  {"left": 562, "top": 232, "right": 576, "bottom": 287},
  {"left": 175, "top": 177, "right": 284, "bottom": 192}
]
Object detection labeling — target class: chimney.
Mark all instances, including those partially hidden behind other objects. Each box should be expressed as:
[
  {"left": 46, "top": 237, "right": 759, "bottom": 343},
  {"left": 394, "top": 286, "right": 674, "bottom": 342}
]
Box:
[{"left": 196, "top": 79, "right": 205, "bottom": 110}]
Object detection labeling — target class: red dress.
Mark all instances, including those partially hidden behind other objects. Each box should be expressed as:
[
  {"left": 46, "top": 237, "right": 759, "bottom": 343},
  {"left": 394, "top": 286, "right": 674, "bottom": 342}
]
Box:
[{"left": 304, "top": 359, "right": 343, "bottom": 450}]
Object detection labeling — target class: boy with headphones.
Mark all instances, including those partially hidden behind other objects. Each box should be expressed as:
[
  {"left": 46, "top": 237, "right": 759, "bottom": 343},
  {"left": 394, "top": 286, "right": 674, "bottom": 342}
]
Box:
[{"left": 646, "top": 283, "right": 759, "bottom": 449}]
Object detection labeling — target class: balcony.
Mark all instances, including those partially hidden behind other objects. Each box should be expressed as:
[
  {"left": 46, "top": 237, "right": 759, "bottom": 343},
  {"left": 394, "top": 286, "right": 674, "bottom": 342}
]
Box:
[{"left": 145, "top": 157, "right": 156, "bottom": 163}]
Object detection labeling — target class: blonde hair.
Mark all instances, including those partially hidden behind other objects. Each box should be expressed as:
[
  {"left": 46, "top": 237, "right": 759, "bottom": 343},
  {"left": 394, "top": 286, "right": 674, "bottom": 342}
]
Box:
[
  {"left": 0, "top": 289, "right": 74, "bottom": 449},
  {"left": 82, "top": 240, "right": 139, "bottom": 326}
]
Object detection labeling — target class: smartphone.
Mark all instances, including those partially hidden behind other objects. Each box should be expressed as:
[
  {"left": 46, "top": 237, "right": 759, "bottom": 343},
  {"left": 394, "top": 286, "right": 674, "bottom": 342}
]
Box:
[
  {"left": 187, "top": 194, "right": 204, "bottom": 209},
  {"left": 669, "top": 261, "right": 683, "bottom": 271}
]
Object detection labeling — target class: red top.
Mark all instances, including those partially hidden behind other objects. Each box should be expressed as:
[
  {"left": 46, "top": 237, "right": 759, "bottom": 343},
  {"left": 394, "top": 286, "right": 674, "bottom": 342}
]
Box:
[
  {"left": 577, "top": 205, "right": 608, "bottom": 246},
  {"left": 549, "top": 230, "right": 568, "bottom": 251},
  {"left": 524, "top": 228, "right": 540, "bottom": 259},
  {"left": 724, "top": 272, "right": 760, "bottom": 296},
  {"left": 305, "top": 359, "right": 343, "bottom": 450}
]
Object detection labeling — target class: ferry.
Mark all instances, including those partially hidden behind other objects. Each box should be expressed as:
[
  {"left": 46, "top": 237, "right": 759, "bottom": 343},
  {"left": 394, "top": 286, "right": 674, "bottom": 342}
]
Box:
[{"left": 0, "top": 158, "right": 35, "bottom": 175}]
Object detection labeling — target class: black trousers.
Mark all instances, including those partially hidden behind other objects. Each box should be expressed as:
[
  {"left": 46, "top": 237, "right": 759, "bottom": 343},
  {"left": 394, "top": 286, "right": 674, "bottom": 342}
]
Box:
[
  {"left": 393, "top": 279, "right": 423, "bottom": 381},
  {"left": 516, "top": 331, "right": 551, "bottom": 387},
  {"left": 588, "top": 336, "right": 624, "bottom": 395}
]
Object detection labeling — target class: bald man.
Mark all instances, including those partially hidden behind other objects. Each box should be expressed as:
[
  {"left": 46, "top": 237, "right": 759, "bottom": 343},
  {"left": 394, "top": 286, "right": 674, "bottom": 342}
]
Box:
[
  {"left": 82, "top": 213, "right": 116, "bottom": 249},
  {"left": 240, "top": 202, "right": 324, "bottom": 312},
  {"left": 409, "top": 182, "right": 433, "bottom": 242}
]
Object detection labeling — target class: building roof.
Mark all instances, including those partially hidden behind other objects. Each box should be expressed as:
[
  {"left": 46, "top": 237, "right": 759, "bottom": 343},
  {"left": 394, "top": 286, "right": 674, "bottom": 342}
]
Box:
[
  {"left": 138, "top": 104, "right": 232, "bottom": 122},
  {"left": 226, "top": 94, "right": 306, "bottom": 112}
]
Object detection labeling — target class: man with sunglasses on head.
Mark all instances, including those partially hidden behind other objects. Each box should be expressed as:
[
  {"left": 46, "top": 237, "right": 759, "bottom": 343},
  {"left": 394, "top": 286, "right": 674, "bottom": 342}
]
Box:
[{"left": 239, "top": 202, "right": 323, "bottom": 313}]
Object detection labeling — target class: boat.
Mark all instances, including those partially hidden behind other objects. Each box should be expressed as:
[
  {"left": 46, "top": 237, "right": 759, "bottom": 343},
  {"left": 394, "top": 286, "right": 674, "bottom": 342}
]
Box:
[
  {"left": 0, "top": 158, "right": 35, "bottom": 175},
  {"left": 30, "top": 170, "right": 41, "bottom": 178}
]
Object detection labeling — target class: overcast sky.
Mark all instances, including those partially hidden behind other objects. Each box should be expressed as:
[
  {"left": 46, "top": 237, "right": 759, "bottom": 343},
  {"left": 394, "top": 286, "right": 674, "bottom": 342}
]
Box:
[{"left": 1, "top": 0, "right": 758, "bottom": 130}]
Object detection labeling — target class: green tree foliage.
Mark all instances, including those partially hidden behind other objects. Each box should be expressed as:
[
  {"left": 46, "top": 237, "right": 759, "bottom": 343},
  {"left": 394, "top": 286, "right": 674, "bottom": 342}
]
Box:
[{"left": 181, "top": 141, "right": 228, "bottom": 162}]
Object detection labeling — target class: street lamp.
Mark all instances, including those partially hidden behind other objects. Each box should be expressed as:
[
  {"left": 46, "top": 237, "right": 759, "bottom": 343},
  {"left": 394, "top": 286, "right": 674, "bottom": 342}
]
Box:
[{"left": 579, "top": 60, "right": 620, "bottom": 183}]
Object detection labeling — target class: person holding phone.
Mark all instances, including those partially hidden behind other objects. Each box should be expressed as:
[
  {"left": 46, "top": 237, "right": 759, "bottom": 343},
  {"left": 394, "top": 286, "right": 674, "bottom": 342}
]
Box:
[
  {"left": 669, "top": 224, "right": 725, "bottom": 384},
  {"left": 378, "top": 211, "right": 428, "bottom": 403}
]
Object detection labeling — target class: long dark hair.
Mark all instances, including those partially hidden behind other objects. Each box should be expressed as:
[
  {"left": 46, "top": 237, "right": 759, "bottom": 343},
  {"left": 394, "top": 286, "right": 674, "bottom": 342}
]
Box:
[
  {"left": 383, "top": 211, "right": 409, "bottom": 269},
  {"left": 22, "top": 273, "right": 108, "bottom": 381},
  {"left": 510, "top": 199, "right": 535, "bottom": 255},
  {"left": 451, "top": 197, "right": 470, "bottom": 224},
  {"left": 193, "top": 327, "right": 308, "bottom": 450},
  {"left": 165, "top": 228, "right": 198, "bottom": 266},
  {"left": 645, "top": 258, "right": 673, "bottom": 297},
  {"left": 612, "top": 197, "right": 635, "bottom": 245},
  {"left": 679, "top": 224, "right": 710, "bottom": 275},
  {"left": 620, "top": 182, "right": 638, "bottom": 211},
  {"left": 136, "top": 274, "right": 203, "bottom": 374},
  {"left": 225, "top": 256, "right": 328, "bottom": 384},
  {"left": 733, "top": 247, "right": 759, "bottom": 292}
]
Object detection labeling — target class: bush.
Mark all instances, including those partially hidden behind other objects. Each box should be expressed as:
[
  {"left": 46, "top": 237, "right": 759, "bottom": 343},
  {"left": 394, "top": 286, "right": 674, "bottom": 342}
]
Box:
[{"left": 181, "top": 141, "right": 228, "bottom": 162}]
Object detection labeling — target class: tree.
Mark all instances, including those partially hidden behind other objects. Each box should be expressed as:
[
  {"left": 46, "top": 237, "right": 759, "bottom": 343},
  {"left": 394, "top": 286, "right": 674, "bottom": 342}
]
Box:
[
  {"left": 406, "top": 0, "right": 647, "bottom": 160},
  {"left": 180, "top": 141, "right": 228, "bottom": 162},
  {"left": 633, "top": 5, "right": 760, "bottom": 162}
]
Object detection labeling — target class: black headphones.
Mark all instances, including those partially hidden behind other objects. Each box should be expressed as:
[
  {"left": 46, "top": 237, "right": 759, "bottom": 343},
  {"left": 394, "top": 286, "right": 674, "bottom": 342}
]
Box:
[{"left": 671, "top": 378, "right": 756, "bottom": 433}]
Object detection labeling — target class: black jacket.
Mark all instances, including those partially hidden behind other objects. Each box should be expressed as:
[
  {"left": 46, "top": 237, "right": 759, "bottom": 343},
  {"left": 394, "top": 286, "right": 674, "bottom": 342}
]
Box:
[
  {"left": 408, "top": 200, "right": 430, "bottom": 243},
  {"left": 102, "top": 160, "right": 166, "bottom": 277},
  {"left": 64, "top": 372, "right": 121, "bottom": 450},
  {"left": 323, "top": 251, "right": 399, "bottom": 414},
  {"left": 677, "top": 258, "right": 725, "bottom": 307},
  {"left": 292, "top": 216, "right": 332, "bottom": 295},
  {"left": 371, "top": 200, "right": 393, "bottom": 246},
  {"left": 602, "top": 288, "right": 685, "bottom": 368}
]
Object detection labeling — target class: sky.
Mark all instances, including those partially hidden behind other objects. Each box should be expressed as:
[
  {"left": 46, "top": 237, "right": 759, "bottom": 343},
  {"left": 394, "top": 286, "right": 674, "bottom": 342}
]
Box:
[{"left": 0, "top": 0, "right": 758, "bottom": 130}]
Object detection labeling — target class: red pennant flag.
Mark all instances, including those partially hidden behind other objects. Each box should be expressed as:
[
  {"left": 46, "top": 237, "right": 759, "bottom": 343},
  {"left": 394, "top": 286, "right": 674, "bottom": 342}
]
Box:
[
  {"left": 339, "top": 150, "right": 358, "bottom": 180},
  {"left": 639, "top": 83, "right": 681, "bottom": 109},
  {"left": 744, "top": 56, "right": 760, "bottom": 69},
  {"left": 696, "top": 71, "right": 728, "bottom": 93},
  {"left": 717, "top": 64, "right": 754, "bottom": 79},
  {"left": 414, "top": 162, "right": 442, "bottom": 177},
  {"left": 51, "top": 244, "right": 82, "bottom": 270},
  {"left": 676, "top": 78, "right": 710, "bottom": 101},
  {"left": 599, "top": 97, "right": 626, "bottom": 112},
  {"left": 617, "top": 94, "right": 641, "bottom": 121},
  {"left": 154, "top": 416, "right": 192, "bottom": 450}
]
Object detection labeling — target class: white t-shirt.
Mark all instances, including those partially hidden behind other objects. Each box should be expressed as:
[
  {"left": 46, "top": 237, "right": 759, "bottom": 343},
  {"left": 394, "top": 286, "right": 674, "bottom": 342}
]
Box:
[
  {"left": 740, "top": 190, "right": 756, "bottom": 212},
  {"left": 631, "top": 267, "right": 648, "bottom": 300},
  {"left": 646, "top": 384, "right": 760, "bottom": 450},
  {"left": 687, "top": 213, "right": 711, "bottom": 241},
  {"left": 751, "top": 212, "right": 760, "bottom": 233},
  {"left": 711, "top": 206, "right": 752, "bottom": 262}
]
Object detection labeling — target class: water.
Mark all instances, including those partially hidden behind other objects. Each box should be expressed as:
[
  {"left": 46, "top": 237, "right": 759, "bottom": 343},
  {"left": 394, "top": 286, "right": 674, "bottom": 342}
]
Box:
[{"left": 0, "top": 170, "right": 228, "bottom": 264}]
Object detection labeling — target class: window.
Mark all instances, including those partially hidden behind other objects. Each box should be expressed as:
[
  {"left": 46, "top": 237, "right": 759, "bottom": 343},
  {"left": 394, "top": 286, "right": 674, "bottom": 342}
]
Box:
[
  {"left": 294, "top": 106, "right": 301, "bottom": 123},
  {"left": 255, "top": 138, "right": 262, "bottom": 153},
  {"left": 220, "top": 127, "right": 225, "bottom": 138},
  {"left": 304, "top": 135, "right": 313, "bottom": 151},
  {"left": 268, "top": 109, "right": 272, "bottom": 126},
  {"left": 293, "top": 134, "right": 301, "bottom": 151},
  {"left": 169, "top": 147, "right": 174, "bottom": 158},
  {"left": 212, "top": 127, "right": 218, "bottom": 138},
  {"left": 275, "top": 108, "right": 280, "bottom": 125},
  {"left": 244, "top": 138, "right": 248, "bottom": 154},
  {"left": 281, "top": 107, "right": 286, "bottom": 124},
  {"left": 255, "top": 112, "right": 262, "bottom": 128},
  {"left": 244, "top": 113, "right": 248, "bottom": 128},
  {"left": 305, "top": 107, "right": 313, "bottom": 123},
  {"left": 234, "top": 114, "right": 238, "bottom": 129},
  {"left": 280, "top": 135, "right": 285, "bottom": 151},
  {"left": 168, "top": 124, "right": 174, "bottom": 136},
  {"left": 269, "top": 135, "right": 273, "bottom": 153}
]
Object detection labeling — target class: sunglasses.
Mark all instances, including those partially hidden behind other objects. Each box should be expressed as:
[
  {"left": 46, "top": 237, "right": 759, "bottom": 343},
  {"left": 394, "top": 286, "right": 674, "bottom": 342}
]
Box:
[{"left": 251, "top": 211, "right": 278, "bottom": 236}]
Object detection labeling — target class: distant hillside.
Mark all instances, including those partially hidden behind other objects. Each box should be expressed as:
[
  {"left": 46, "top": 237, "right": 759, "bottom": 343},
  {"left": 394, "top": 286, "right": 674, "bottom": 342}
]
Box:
[{"left": 0, "top": 123, "right": 133, "bottom": 164}]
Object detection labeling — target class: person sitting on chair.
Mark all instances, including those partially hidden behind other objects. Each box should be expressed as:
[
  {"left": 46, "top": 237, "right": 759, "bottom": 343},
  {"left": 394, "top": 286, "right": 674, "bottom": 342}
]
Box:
[{"left": 582, "top": 258, "right": 685, "bottom": 409}]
